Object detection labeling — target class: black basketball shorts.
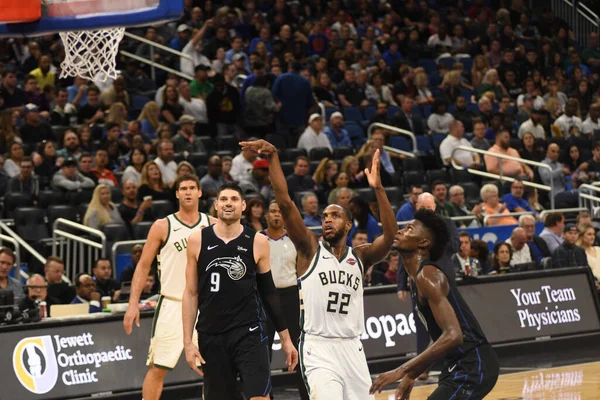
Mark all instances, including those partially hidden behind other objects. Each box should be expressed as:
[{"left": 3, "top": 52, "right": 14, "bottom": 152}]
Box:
[{"left": 199, "top": 322, "right": 272, "bottom": 400}]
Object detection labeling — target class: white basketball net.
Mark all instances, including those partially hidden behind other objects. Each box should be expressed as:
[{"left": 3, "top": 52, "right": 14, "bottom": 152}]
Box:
[{"left": 59, "top": 28, "right": 125, "bottom": 82}]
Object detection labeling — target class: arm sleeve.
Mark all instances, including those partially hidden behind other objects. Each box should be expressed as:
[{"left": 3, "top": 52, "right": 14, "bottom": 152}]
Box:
[{"left": 256, "top": 270, "right": 287, "bottom": 332}]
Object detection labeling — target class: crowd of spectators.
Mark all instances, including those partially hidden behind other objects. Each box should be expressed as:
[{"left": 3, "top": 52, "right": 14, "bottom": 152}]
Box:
[{"left": 2, "top": 0, "right": 600, "bottom": 305}]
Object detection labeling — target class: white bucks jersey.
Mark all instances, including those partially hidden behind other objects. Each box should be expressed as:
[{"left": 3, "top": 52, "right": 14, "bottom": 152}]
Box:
[
  {"left": 157, "top": 213, "right": 210, "bottom": 300},
  {"left": 298, "top": 241, "right": 365, "bottom": 338}
]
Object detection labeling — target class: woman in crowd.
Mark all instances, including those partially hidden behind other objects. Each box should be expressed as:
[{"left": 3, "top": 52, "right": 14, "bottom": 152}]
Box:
[
  {"left": 4, "top": 141, "right": 24, "bottom": 178},
  {"left": 327, "top": 172, "right": 356, "bottom": 205},
  {"left": 312, "top": 158, "right": 338, "bottom": 203},
  {"left": 490, "top": 242, "right": 513, "bottom": 274},
  {"left": 518, "top": 132, "right": 545, "bottom": 162},
  {"left": 78, "top": 125, "right": 97, "bottom": 154},
  {"left": 476, "top": 68, "right": 507, "bottom": 100},
  {"left": 577, "top": 224, "right": 600, "bottom": 292},
  {"left": 341, "top": 155, "right": 364, "bottom": 189},
  {"left": 312, "top": 71, "right": 337, "bottom": 108},
  {"left": 106, "top": 102, "right": 128, "bottom": 131},
  {"left": 83, "top": 184, "right": 125, "bottom": 229},
  {"left": 121, "top": 146, "right": 147, "bottom": 186},
  {"left": 471, "top": 55, "right": 489, "bottom": 88},
  {"left": 475, "top": 183, "right": 518, "bottom": 226},
  {"left": 137, "top": 101, "right": 160, "bottom": 139},
  {"left": 34, "top": 140, "right": 60, "bottom": 187},
  {"left": 366, "top": 72, "right": 398, "bottom": 106},
  {"left": 242, "top": 197, "right": 267, "bottom": 231},
  {"left": 0, "top": 110, "right": 21, "bottom": 155},
  {"left": 414, "top": 71, "right": 434, "bottom": 105},
  {"left": 137, "top": 161, "right": 174, "bottom": 203},
  {"left": 176, "top": 161, "right": 196, "bottom": 178},
  {"left": 160, "top": 85, "right": 183, "bottom": 124},
  {"left": 440, "top": 70, "right": 462, "bottom": 105},
  {"left": 527, "top": 187, "right": 545, "bottom": 213}
]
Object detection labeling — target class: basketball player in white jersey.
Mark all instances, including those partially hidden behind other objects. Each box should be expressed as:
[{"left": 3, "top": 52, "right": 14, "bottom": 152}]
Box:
[
  {"left": 123, "top": 174, "right": 216, "bottom": 400},
  {"left": 240, "top": 140, "right": 397, "bottom": 399}
]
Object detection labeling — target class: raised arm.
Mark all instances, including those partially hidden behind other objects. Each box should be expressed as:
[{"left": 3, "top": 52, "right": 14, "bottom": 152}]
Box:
[
  {"left": 239, "top": 140, "right": 318, "bottom": 259},
  {"left": 183, "top": 230, "right": 205, "bottom": 376},
  {"left": 123, "top": 219, "right": 167, "bottom": 334},
  {"left": 370, "top": 266, "right": 463, "bottom": 396},
  {"left": 355, "top": 150, "right": 397, "bottom": 267}
]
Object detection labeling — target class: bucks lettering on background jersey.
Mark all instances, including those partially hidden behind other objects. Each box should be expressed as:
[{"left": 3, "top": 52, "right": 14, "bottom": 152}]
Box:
[
  {"left": 298, "top": 241, "right": 365, "bottom": 338},
  {"left": 157, "top": 213, "right": 210, "bottom": 300}
]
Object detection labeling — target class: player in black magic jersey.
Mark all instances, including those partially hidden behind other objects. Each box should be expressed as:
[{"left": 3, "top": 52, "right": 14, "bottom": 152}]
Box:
[
  {"left": 371, "top": 209, "right": 499, "bottom": 400},
  {"left": 182, "top": 182, "right": 298, "bottom": 400}
]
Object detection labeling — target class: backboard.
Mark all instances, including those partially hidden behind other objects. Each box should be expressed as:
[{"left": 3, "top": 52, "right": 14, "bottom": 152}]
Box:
[{"left": 0, "top": 0, "right": 183, "bottom": 37}]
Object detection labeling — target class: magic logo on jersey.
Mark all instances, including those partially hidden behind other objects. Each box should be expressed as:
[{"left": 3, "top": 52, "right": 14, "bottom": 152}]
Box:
[
  {"left": 13, "top": 336, "right": 58, "bottom": 394},
  {"left": 206, "top": 256, "right": 247, "bottom": 280}
]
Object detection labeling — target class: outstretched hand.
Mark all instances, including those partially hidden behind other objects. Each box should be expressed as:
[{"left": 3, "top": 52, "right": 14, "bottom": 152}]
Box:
[
  {"left": 365, "top": 149, "right": 382, "bottom": 188},
  {"left": 239, "top": 139, "right": 277, "bottom": 156}
]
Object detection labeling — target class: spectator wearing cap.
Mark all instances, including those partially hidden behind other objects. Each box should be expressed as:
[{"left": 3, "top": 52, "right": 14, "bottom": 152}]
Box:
[
  {"left": 244, "top": 75, "right": 280, "bottom": 138},
  {"left": 170, "top": 24, "right": 191, "bottom": 52},
  {"left": 0, "top": 70, "right": 27, "bottom": 113},
  {"left": 238, "top": 159, "right": 274, "bottom": 202},
  {"left": 515, "top": 92, "right": 535, "bottom": 125},
  {"left": 52, "top": 156, "right": 96, "bottom": 191},
  {"left": 206, "top": 73, "right": 243, "bottom": 138},
  {"left": 172, "top": 115, "right": 205, "bottom": 154},
  {"left": 298, "top": 113, "right": 332, "bottom": 154},
  {"left": 200, "top": 155, "right": 227, "bottom": 198},
  {"left": 225, "top": 37, "right": 251, "bottom": 73},
  {"left": 554, "top": 98, "right": 583, "bottom": 139},
  {"left": 178, "top": 81, "right": 207, "bottom": 124},
  {"left": 552, "top": 223, "right": 588, "bottom": 269},
  {"left": 180, "top": 20, "right": 212, "bottom": 77},
  {"left": 324, "top": 112, "right": 351, "bottom": 148},
  {"left": 190, "top": 65, "right": 213, "bottom": 100},
  {"left": 439, "top": 120, "right": 480, "bottom": 167},
  {"left": 518, "top": 107, "right": 546, "bottom": 140},
  {"left": 272, "top": 62, "right": 315, "bottom": 147},
  {"left": 517, "top": 78, "right": 545, "bottom": 111},
  {"left": 7, "top": 156, "right": 39, "bottom": 198},
  {"left": 20, "top": 103, "right": 54, "bottom": 143}
]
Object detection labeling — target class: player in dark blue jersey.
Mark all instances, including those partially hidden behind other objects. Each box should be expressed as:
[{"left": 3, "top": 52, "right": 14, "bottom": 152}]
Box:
[{"left": 371, "top": 209, "right": 499, "bottom": 400}]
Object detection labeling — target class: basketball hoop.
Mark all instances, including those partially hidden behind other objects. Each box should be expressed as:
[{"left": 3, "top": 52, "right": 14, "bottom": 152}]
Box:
[{"left": 59, "top": 28, "right": 125, "bottom": 82}]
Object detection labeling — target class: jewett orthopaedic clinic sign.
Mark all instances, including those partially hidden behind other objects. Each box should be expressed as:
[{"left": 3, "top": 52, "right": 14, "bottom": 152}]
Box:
[{"left": 4, "top": 317, "right": 198, "bottom": 400}]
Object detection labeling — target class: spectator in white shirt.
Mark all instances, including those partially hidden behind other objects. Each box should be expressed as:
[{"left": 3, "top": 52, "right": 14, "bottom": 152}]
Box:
[
  {"left": 554, "top": 98, "right": 583, "bottom": 139},
  {"left": 582, "top": 103, "right": 600, "bottom": 136},
  {"left": 154, "top": 139, "right": 177, "bottom": 186},
  {"left": 518, "top": 108, "right": 546, "bottom": 139},
  {"left": 506, "top": 227, "right": 532, "bottom": 266},
  {"left": 427, "top": 99, "right": 455, "bottom": 134},
  {"left": 439, "top": 120, "right": 480, "bottom": 167},
  {"left": 178, "top": 80, "right": 208, "bottom": 124},
  {"left": 297, "top": 113, "right": 332, "bottom": 154},
  {"left": 180, "top": 20, "right": 212, "bottom": 77},
  {"left": 230, "top": 139, "right": 258, "bottom": 183}
]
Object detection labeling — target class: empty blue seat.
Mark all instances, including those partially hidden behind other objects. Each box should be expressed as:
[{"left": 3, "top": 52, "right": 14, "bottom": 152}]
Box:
[
  {"left": 419, "top": 59, "right": 437, "bottom": 74},
  {"left": 325, "top": 107, "right": 337, "bottom": 120},
  {"left": 363, "top": 106, "right": 376, "bottom": 121},
  {"left": 391, "top": 136, "right": 412, "bottom": 152},
  {"left": 343, "top": 107, "right": 363, "bottom": 123},
  {"left": 461, "top": 88, "right": 474, "bottom": 101},
  {"left": 466, "top": 104, "right": 479, "bottom": 114},
  {"left": 345, "top": 123, "right": 365, "bottom": 141},
  {"left": 387, "top": 106, "right": 400, "bottom": 120},
  {"left": 437, "top": 57, "right": 455, "bottom": 66},
  {"left": 132, "top": 95, "right": 150, "bottom": 110},
  {"left": 417, "top": 136, "right": 433, "bottom": 154}
]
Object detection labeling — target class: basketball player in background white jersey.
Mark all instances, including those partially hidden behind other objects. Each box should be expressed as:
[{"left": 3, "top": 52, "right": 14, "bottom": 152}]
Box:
[
  {"left": 240, "top": 140, "right": 397, "bottom": 399},
  {"left": 263, "top": 200, "right": 309, "bottom": 400},
  {"left": 123, "top": 174, "right": 216, "bottom": 400}
]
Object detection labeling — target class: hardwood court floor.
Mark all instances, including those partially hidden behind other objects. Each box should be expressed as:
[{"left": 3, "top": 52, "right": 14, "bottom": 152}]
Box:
[{"left": 374, "top": 361, "right": 600, "bottom": 399}]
